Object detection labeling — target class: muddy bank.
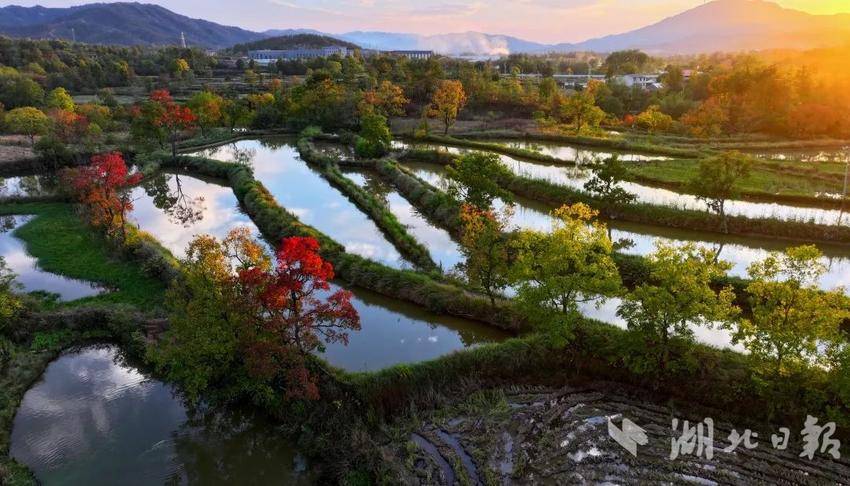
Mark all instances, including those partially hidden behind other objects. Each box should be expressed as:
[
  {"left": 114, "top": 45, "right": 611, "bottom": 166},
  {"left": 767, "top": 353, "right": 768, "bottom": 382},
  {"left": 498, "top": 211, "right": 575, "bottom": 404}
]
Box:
[{"left": 381, "top": 385, "right": 850, "bottom": 485}]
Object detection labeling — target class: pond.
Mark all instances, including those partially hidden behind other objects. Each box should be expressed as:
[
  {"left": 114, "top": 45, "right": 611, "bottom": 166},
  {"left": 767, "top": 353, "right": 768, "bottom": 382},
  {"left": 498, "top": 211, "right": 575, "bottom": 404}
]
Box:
[
  {"left": 403, "top": 162, "right": 850, "bottom": 292},
  {"left": 392, "top": 140, "right": 670, "bottom": 164},
  {"left": 0, "top": 215, "right": 103, "bottom": 301},
  {"left": 341, "top": 169, "right": 465, "bottom": 272},
  {"left": 10, "top": 345, "right": 313, "bottom": 486},
  {"left": 399, "top": 143, "right": 850, "bottom": 227},
  {"left": 326, "top": 284, "right": 509, "bottom": 372},
  {"left": 131, "top": 171, "right": 507, "bottom": 371},
  {"left": 191, "top": 140, "right": 411, "bottom": 269},
  {"left": 0, "top": 175, "right": 57, "bottom": 198},
  {"left": 131, "top": 172, "right": 259, "bottom": 259},
  {"left": 476, "top": 139, "right": 671, "bottom": 163},
  {"left": 747, "top": 148, "right": 850, "bottom": 163},
  {"left": 576, "top": 296, "right": 744, "bottom": 352}
]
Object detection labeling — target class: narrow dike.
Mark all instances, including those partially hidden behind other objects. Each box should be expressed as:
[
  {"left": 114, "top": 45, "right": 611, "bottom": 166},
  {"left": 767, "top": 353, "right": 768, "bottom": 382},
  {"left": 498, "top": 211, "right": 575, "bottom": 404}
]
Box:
[
  {"left": 159, "top": 154, "right": 528, "bottom": 334},
  {"left": 295, "top": 139, "right": 440, "bottom": 273},
  {"left": 363, "top": 153, "right": 755, "bottom": 306},
  {"left": 398, "top": 148, "right": 850, "bottom": 245}
]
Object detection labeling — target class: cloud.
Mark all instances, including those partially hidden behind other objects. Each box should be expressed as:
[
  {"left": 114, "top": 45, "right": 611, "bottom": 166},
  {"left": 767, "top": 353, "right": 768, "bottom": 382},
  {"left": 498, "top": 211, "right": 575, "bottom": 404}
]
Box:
[{"left": 404, "top": 2, "right": 483, "bottom": 17}]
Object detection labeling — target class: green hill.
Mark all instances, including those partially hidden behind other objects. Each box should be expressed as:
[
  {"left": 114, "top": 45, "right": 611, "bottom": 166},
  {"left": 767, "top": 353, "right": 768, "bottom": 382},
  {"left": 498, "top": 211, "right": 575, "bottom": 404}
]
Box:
[{"left": 230, "top": 34, "right": 360, "bottom": 54}]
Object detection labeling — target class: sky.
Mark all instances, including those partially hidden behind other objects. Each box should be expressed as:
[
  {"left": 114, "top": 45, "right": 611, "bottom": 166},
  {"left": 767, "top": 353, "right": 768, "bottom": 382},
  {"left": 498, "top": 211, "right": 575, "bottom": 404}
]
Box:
[{"left": 6, "top": 0, "right": 850, "bottom": 43}]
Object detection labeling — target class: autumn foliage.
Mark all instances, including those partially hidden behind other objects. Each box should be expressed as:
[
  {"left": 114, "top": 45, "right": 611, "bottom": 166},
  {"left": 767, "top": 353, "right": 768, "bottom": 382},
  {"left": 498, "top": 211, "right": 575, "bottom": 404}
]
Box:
[
  {"left": 153, "top": 231, "right": 359, "bottom": 402},
  {"left": 237, "top": 236, "right": 359, "bottom": 400},
  {"left": 131, "top": 89, "right": 196, "bottom": 156},
  {"left": 64, "top": 152, "right": 142, "bottom": 241},
  {"left": 150, "top": 90, "right": 196, "bottom": 156}
]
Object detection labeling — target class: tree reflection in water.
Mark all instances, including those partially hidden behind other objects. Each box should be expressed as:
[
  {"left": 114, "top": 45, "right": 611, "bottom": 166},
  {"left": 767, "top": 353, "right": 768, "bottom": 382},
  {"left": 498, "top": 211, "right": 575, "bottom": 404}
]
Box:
[
  {"left": 166, "top": 405, "right": 312, "bottom": 486},
  {"left": 144, "top": 173, "right": 207, "bottom": 228},
  {"left": 0, "top": 174, "right": 59, "bottom": 197}
]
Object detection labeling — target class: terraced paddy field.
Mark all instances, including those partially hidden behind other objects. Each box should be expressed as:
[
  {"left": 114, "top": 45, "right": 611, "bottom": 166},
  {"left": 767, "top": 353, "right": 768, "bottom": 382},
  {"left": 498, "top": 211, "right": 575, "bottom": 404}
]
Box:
[
  {"left": 3, "top": 133, "right": 848, "bottom": 485},
  {"left": 382, "top": 385, "right": 850, "bottom": 485}
]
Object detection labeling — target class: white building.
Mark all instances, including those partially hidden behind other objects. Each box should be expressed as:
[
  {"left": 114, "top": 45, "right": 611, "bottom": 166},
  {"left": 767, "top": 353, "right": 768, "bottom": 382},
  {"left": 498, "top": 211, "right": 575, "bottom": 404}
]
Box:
[
  {"left": 248, "top": 46, "right": 351, "bottom": 64},
  {"left": 389, "top": 50, "right": 434, "bottom": 60},
  {"left": 614, "top": 74, "right": 662, "bottom": 89}
]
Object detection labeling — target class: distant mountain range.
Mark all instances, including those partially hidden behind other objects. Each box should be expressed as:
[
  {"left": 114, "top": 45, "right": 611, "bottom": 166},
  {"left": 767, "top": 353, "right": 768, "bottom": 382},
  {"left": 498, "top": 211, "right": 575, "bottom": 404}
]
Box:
[
  {"left": 1, "top": 0, "right": 849, "bottom": 55},
  {"left": 0, "top": 2, "right": 263, "bottom": 48}
]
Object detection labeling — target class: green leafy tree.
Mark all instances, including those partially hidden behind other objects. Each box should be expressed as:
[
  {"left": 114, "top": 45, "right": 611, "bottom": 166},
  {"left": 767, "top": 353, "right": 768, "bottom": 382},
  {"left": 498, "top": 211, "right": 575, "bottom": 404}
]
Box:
[
  {"left": 661, "top": 65, "right": 684, "bottom": 92},
  {"left": 187, "top": 91, "right": 224, "bottom": 136},
  {"left": 150, "top": 231, "right": 263, "bottom": 401},
  {"left": 354, "top": 111, "right": 391, "bottom": 158},
  {"left": 445, "top": 152, "right": 514, "bottom": 210},
  {"left": 583, "top": 155, "right": 635, "bottom": 215},
  {"left": 0, "top": 257, "right": 22, "bottom": 332},
  {"left": 222, "top": 98, "right": 251, "bottom": 133},
  {"left": 152, "top": 230, "right": 359, "bottom": 402},
  {"left": 604, "top": 50, "right": 651, "bottom": 76},
  {"left": 511, "top": 203, "right": 622, "bottom": 344},
  {"left": 0, "top": 75, "right": 44, "bottom": 109},
  {"left": 688, "top": 151, "right": 753, "bottom": 234},
  {"left": 458, "top": 204, "right": 514, "bottom": 306},
  {"left": 4, "top": 107, "right": 50, "bottom": 145},
  {"left": 559, "top": 87, "right": 605, "bottom": 134},
  {"left": 618, "top": 241, "right": 739, "bottom": 374},
  {"left": 45, "top": 87, "right": 75, "bottom": 112},
  {"left": 634, "top": 105, "right": 673, "bottom": 133},
  {"left": 732, "top": 245, "right": 850, "bottom": 376}
]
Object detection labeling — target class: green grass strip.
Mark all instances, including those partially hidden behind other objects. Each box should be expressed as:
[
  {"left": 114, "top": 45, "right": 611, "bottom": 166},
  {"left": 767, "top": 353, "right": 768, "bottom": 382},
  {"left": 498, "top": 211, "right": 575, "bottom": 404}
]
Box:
[{"left": 0, "top": 202, "right": 166, "bottom": 308}]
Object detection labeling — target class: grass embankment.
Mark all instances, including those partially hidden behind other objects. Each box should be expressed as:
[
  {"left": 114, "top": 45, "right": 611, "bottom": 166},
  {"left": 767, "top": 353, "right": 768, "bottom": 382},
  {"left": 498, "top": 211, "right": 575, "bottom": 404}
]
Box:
[
  {"left": 426, "top": 132, "right": 704, "bottom": 159},
  {"left": 371, "top": 155, "right": 753, "bottom": 302},
  {"left": 400, "top": 149, "right": 850, "bottom": 244},
  {"left": 157, "top": 154, "right": 528, "bottom": 333},
  {"left": 323, "top": 316, "right": 847, "bottom": 482},
  {"left": 0, "top": 203, "right": 167, "bottom": 308},
  {"left": 295, "top": 139, "right": 440, "bottom": 273},
  {"left": 405, "top": 134, "right": 850, "bottom": 208},
  {"left": 627, "top": 158, "right": 849, "bottom": 208}
]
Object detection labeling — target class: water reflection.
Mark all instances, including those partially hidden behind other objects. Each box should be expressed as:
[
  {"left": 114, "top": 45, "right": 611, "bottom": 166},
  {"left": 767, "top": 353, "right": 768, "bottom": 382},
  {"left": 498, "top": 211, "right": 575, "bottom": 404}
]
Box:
[
  {"left": 403, "top": 162, "right": 850, "bottom": 292},
  {"left": 192, "top": 140, "right": 410, "bottom": 269},
  {"left": 168, "top": 406, "right": 312, "bottom": 485},
  {"left": 130, "top": 173, "right": 260, "bottom": 259},
  {"left": 341, "top": 168, "right": 465, "bottom": 272},
  {"left": 326, "top": 283, "right": 509, "bottom": 372},
  {"left": 130, "top": 170, "right": 505, "bottom": 371},
  {"left": 392, "top": 140, "right": 669, "bottom": 164},
  {"left": 477, "top": 139, "right": 671, "bottom": 163},
  {"left": 0, "top": 215, "right": 103, "bottom": 301},
  {"left": 0, "top": 175, "right": 58, "bottom": 198},
  {"left": 576, "top": 297, "right": 745, "bottom": 352},
  {"left": 749, "top": 149, "right": 850, "bottom": 163},
  {"left": 10, "top": 345, "right": 311, "bottom": 486},
  {"left": 399, "top": 142, "right": 850, "bottom": 227}
]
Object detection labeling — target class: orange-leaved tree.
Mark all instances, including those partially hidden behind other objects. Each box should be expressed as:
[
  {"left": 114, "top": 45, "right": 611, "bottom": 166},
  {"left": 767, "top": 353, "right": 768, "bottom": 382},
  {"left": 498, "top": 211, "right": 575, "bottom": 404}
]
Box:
[
  {"left": 64, "top": 152, "right": 142, "bottom": 242},
  {"left": 428, "top": 80, "right": 467, "bottom": 135}
]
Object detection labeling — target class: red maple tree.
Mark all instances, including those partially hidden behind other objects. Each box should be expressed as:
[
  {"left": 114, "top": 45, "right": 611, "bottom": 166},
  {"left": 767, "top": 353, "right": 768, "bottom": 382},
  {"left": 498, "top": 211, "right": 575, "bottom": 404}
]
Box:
[
  {"left": 65, "top": 152, "right": 143, "bottom": 241},
  {"left": 236, "top": 236, "right": 359, "bottom": 400},
  {"left": 148, "top": 89, "right": 196, "bottom": 157}
]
